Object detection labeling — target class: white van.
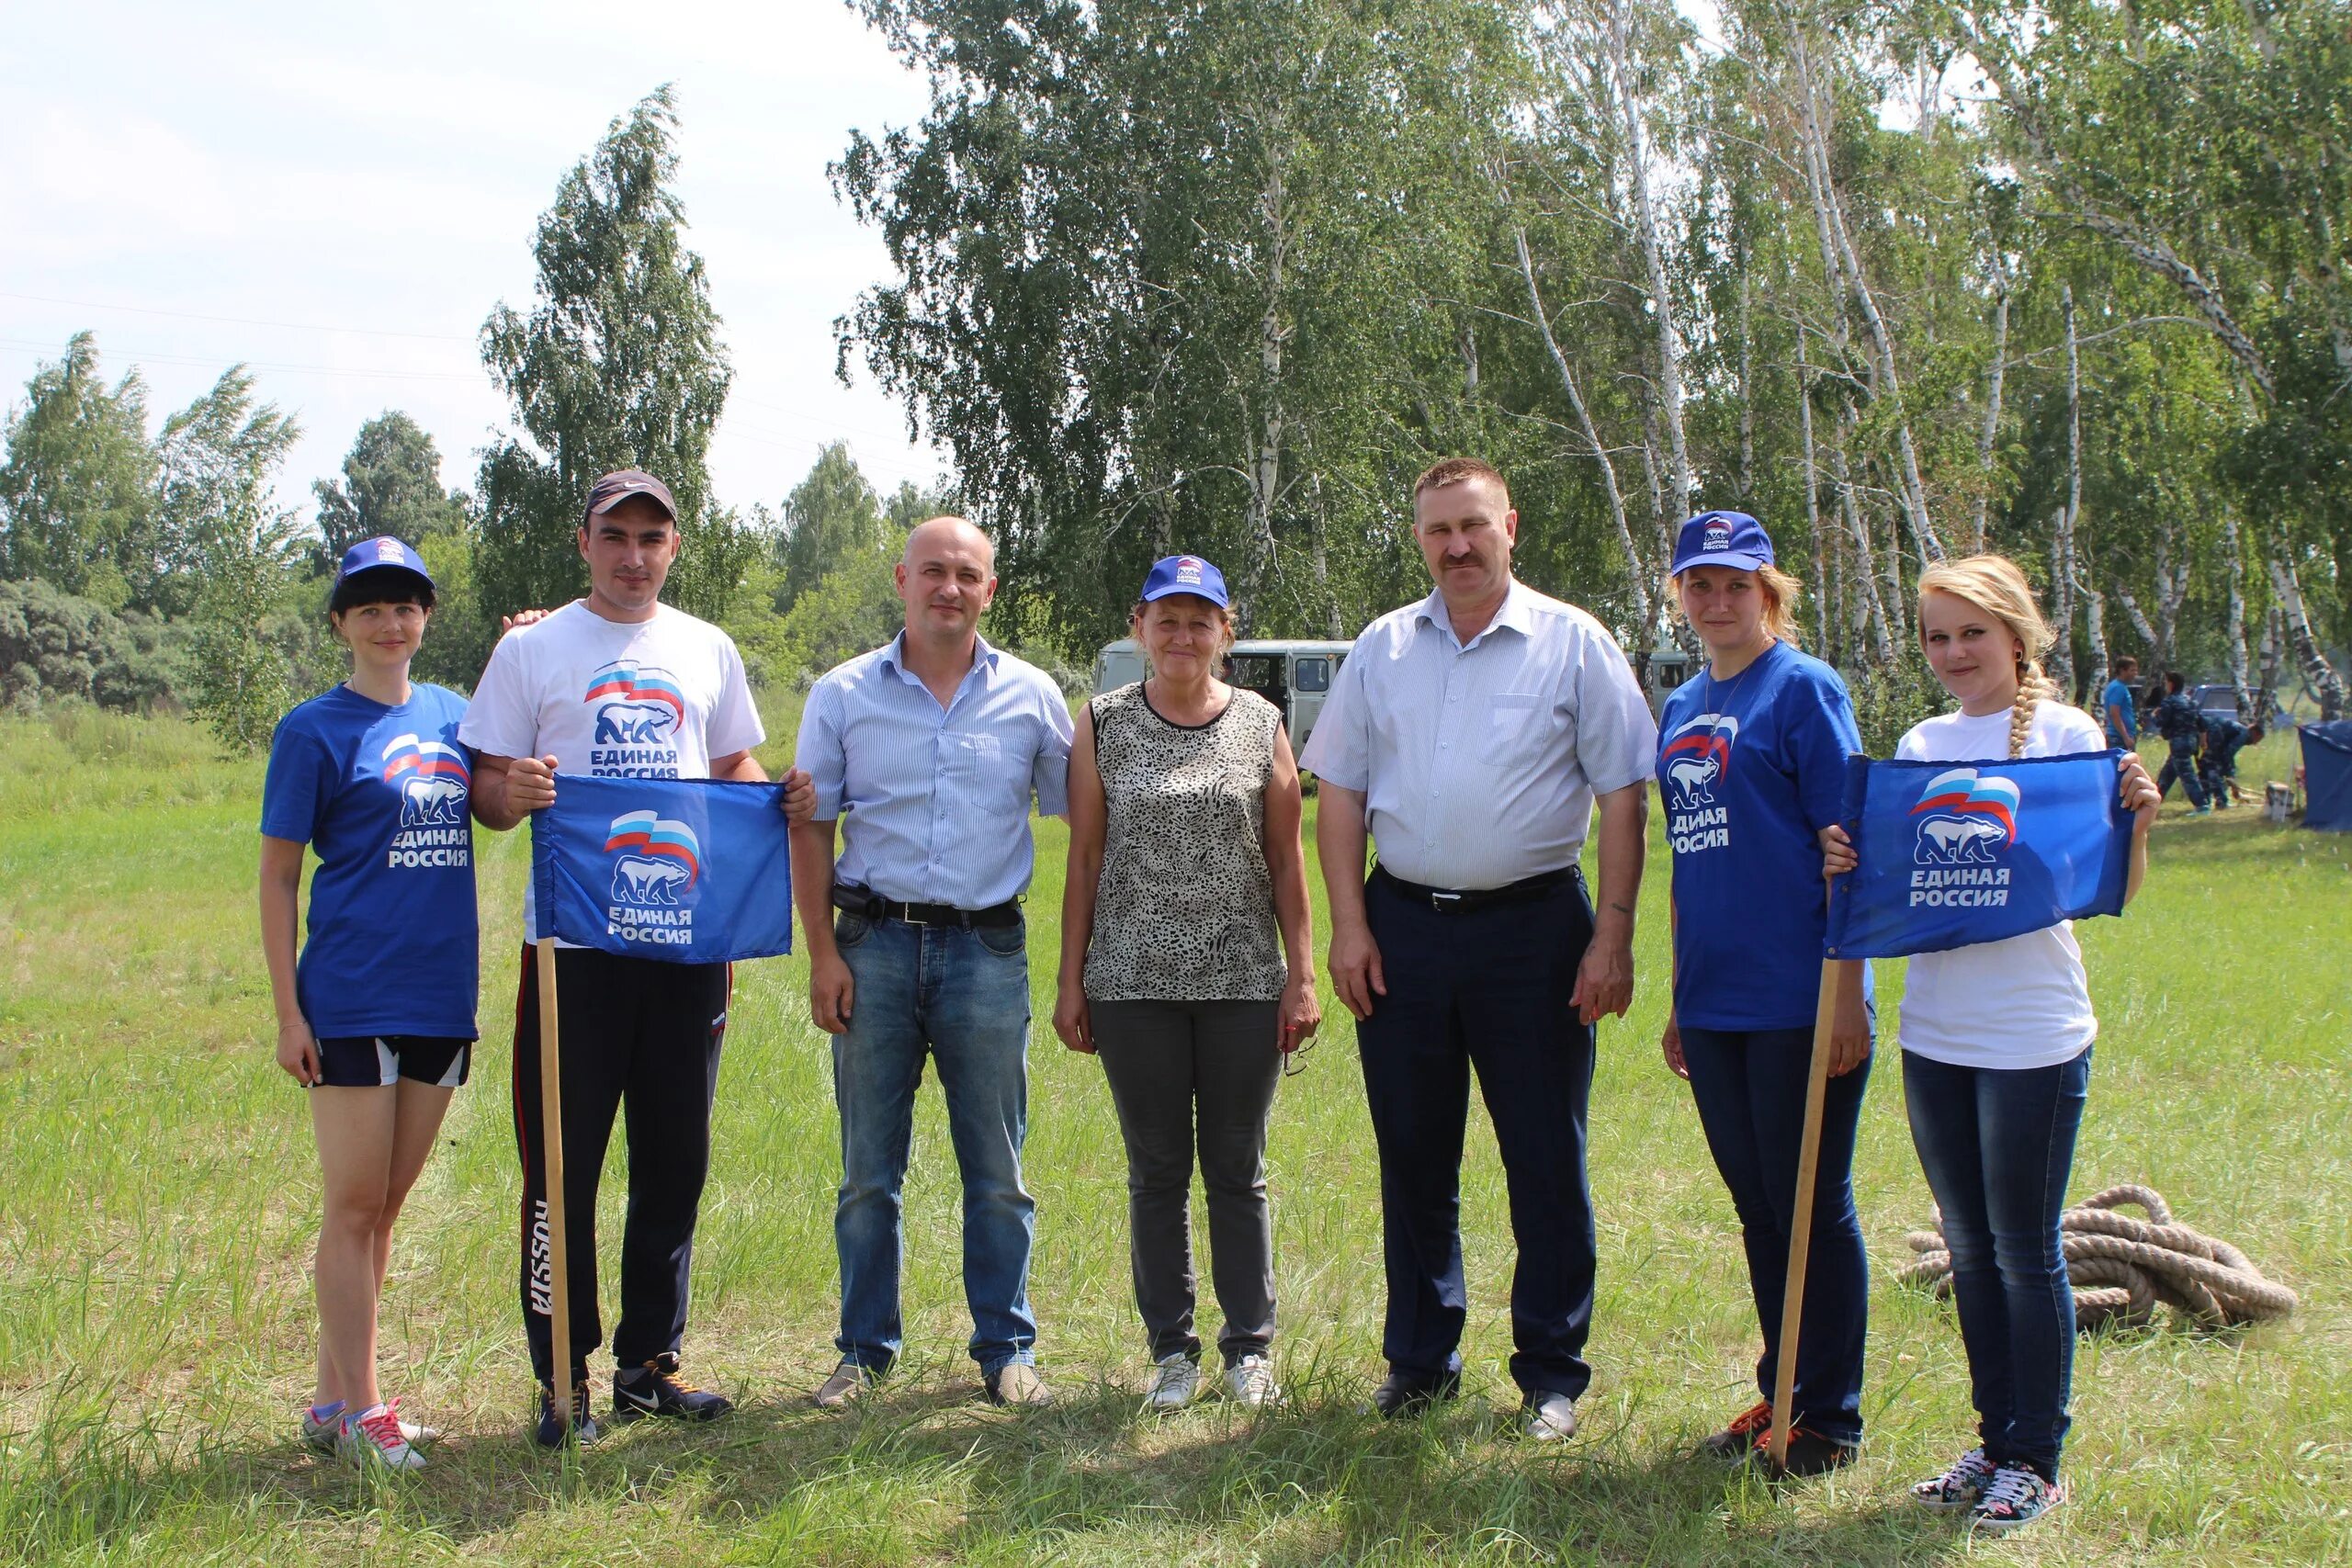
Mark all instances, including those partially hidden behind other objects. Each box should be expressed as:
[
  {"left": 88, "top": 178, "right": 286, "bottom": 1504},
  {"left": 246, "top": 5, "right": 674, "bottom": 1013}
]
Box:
[{"left": 1092, "top": 637, "right": 1352, "bottom": 754}]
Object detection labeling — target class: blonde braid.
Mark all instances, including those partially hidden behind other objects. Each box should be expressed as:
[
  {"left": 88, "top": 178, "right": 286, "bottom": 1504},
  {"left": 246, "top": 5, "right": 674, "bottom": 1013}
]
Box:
[{"left": 2007, "top": 654, "right": 2051, "bottom": 760}]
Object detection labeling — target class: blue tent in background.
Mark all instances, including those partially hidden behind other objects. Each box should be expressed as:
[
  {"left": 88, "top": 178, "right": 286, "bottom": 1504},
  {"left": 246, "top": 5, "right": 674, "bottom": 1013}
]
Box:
[{"left": 2302, "top": 722, "right": 2352, "bottom": 831}]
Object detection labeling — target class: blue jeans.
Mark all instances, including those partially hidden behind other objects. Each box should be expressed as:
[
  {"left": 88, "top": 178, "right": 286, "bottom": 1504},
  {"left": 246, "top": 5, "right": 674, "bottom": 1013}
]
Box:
[
  {"left": 831, "top": 911, "right": 1038, "bottom": 1375},
  {"left": 1902, "top": 1046, "right": 2092, "bottom": 1480},
  {"left": 1679, "top": 1024, "right": 1870, "bottom": 1445}
]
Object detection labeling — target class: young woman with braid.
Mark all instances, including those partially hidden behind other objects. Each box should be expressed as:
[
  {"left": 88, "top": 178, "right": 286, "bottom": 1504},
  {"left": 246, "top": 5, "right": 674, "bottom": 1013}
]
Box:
[{"left": 1824, "top": 555, "right": 2159, "bottom": 1533}]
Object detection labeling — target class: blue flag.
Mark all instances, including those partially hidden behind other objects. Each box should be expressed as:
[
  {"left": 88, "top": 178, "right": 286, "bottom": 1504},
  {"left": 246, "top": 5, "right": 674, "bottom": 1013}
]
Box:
[
  {"left": 531, "top": 773, "right": 794, "bottom": 964},
  {"left": 1825, "top": 750, "right": 2132, "bottom": 960}
]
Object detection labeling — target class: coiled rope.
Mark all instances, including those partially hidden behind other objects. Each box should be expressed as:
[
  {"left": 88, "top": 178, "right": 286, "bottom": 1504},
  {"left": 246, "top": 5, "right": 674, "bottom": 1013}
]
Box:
[{"left": 1898, "top": 1183, "right": 2299, "bottom": 1331}]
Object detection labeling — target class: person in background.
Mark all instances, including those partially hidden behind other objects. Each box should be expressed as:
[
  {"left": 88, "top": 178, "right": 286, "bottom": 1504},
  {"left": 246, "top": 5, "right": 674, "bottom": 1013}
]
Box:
[
  {"left": 260, "top": 537, "right": 475, "bottom": 1472},
  {"left": 790, "top": 516, "right": 1076, "bottom": 1412},
  {"left": 1824, "top": 554, "right": 2158, "bottom": 1535},
  {"left": 2100, "top": 656, "right": 2139, "bottom": 750},
  {"left": 2148, "top": 672, "right": 2211, "bottom": 813},
  {"left": 1652, "top": 512, "right": 1871, "bottom": 1477},
  {"left": 2197, "top": 712, "right": 2264, "bottom": 808},
  {"left": 1054, "top": 554, "right": 1319, "bottom": 1412},
  {"left": 1303, "top": 457, "right": 1655, "bottom": 1443}
]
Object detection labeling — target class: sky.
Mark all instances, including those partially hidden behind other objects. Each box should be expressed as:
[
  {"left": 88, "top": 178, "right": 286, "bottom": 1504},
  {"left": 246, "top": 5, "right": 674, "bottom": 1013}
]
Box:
[{"left": 0, "top": 0, "right": 944, "bottom": 525}]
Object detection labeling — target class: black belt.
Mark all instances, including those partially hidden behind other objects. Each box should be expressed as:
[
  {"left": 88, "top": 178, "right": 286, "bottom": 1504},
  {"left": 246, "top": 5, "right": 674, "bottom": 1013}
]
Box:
[
  {"left": 831, "top": 884, "right": 1021, "bottom": 929},
  {"left": 1372, "top": 863, "right": 1577, "bottom": 914}
]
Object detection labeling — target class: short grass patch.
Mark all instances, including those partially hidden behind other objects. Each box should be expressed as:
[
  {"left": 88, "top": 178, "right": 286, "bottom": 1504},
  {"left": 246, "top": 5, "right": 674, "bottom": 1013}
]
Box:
[{"left": 1, "top": 712, "right": 2346, "bottom": 1563}]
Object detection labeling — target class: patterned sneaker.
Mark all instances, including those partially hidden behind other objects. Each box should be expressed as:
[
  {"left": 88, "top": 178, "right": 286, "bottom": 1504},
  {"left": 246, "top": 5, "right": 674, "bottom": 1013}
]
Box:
[
  {"left": 1700, "top": 1401, "right": 1773, "bottom": 1461},
  {"left": 612, "top": 1354, "right": 732, "bottom": 1424},
  {"left": 1224, "top": 1355, "right": 1281, "bottom": 1408},
  {"left": 1144, "top": 1352, "right": 1203, "bottom": 1412},
  {"left": 1910, "top": 1448, "right": 1999, "bottom": 1511},
  {"left": 1971, "top": 1465, "right": 2064, "bottom": 1533},
  {"left": 304, "top": 1399, "right": 437, "bottom": 1451},
  {"left": 337, "top": 1400, "right": 425, "bottom": 1471}
]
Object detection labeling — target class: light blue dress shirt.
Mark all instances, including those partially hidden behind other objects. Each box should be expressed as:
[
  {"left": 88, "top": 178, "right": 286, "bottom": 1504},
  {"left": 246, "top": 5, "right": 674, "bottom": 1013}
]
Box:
[
  {"left": 797, "top": 633, "right": 1076, "bottom": 908},
  {"left": 1298, "top": 581, "right": 1657, "bottom": 889}
]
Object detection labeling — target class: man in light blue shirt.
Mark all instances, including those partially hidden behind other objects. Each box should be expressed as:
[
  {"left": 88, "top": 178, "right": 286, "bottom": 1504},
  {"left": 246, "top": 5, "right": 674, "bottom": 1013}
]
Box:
[
  {"left": 2101, "top": 656, "right": 2139, "bottom": 749},
  {"left": 1301, "top": 457, "right": 1655, "bottom": 1443},
  {"left": 789, "top": 515, "right": 1074, "bottom": 1411}
]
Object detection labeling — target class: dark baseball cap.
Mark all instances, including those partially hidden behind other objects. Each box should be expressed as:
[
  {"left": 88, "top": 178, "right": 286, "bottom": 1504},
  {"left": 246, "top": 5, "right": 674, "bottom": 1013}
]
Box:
[
  {"left": 582, "top": 469, "right": 679, "bottom": 526},
  {"left": 335, "top": 535, "right": 435, "bottom": 589},
  {"left": 1139, "top": 554, "right": 1230, "bottom": 608},
  {"left": 1669, "top": 510, "right": 1775, "bottom": 576}
]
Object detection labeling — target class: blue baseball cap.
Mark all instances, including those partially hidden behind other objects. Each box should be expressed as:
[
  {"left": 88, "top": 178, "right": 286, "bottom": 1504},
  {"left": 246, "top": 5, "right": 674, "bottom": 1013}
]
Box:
[
  {"left": 1669, "top": 511, "right": 1775, "bottom": 576},
  {"left": 335, "top": 535, "right": 435, "bottom": 589},
  {"left": 1139, "top": 554, "right": 1229, "bottom": 608}
]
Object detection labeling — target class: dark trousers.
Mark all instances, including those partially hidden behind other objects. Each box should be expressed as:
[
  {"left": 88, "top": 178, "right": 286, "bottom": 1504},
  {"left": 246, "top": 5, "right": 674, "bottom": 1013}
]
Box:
[
  {"left": 1356, "top": 868, "right": 1598, "bottom": 1400},
  {"left": 511, "top": 945, "right": 729, "bottom": 1382},
  {"left": 2156, "top": 744, "right": 2209, "bottom": 808},
  {"left": 1903, "top": 1046, "right": 2091, "bottom": 1480},
  {"left": 1679, "top": 1024, "right": 1870, "bottom": 1444},
  {"left": 1091, "top": 998, "right": 1283, "bottom": 1368}
]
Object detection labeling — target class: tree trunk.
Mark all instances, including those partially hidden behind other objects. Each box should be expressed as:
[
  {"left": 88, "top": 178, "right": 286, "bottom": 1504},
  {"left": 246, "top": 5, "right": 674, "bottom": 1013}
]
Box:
[
  {"left": 2222, "top": 513, "right": 2251, "bottom": 716},
  {"left": 2116, "top": 590, "right": 2160, "bottom": 665},
  {"left": 2154, "top": 527, "right": 2189, "bottom": 675},
  {"left": 1233, "top": 153, "right": 1290, "bottom": 634},
  {"left": 1611, "top": 0, "right": 1692, "bottom": 527},
  {"left": 1793, "top": 27, "right": 1945, "bottom": 563},
  {"left": 1738, "top": 254, "right": 1757, "bottom": 506},
  {"left": 2255, "top": 604, "right": 2284, "bottom": 725},
  {"left": 2082, "top": 581, "right": 2110, "bottom": 706},
  {"left": 1829, "top": 403, "right": 1894, "bottom": 664},
  {"left": 1510, "top": 224, "right": 1649, "bottom": 636},
  {"left": 2051, "top": 285, "right": 2081, "bottom": 695},
  {"left": 1797, "top": 340, "right": 1828, "bottom": 651},
  {"left": 1974, "top": 254, "right": 2010, "bottom": 553},
  {"left": 2267, "top": 553, "right": 2347, "bottom": 719}
]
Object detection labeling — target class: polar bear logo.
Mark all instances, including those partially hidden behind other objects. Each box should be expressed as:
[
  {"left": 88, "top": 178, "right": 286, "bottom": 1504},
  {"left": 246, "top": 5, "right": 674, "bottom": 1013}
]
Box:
[
  {"left": 400, "top": 774, "right": 466, "bottom": 827},
  {"left": 612, "top": 855, "right": 693, "bottom": 904},
  {"left": 1915, "top": 815, "right": 2007, "bottom": 863},
  {"left": 594, "top": 701, "right": 674, "bottom": 745},
  {"left": 1668, "top": 754, "right": 1722, "bottom": 807}
]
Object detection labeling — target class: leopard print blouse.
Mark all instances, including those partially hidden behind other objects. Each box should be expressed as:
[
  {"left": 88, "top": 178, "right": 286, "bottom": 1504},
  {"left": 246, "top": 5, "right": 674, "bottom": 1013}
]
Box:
[{"left": 1082, "top": 681, "right": 1287, "bottom": 1001}]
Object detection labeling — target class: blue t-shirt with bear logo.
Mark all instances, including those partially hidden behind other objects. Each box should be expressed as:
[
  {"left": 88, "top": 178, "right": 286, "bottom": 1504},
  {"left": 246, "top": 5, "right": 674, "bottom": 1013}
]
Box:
[
  {"left": 1657, "top": 641, "right": 1868, "bottom": 1031},
  {"left": 261, "top": 682, "right": 479, "bottom": 1041}
]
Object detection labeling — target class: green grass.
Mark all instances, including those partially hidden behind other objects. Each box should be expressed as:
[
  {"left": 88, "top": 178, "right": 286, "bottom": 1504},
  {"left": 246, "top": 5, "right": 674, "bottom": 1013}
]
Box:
[{"left": 1, "top": 709, "right": 2347, "bottom": 1564}]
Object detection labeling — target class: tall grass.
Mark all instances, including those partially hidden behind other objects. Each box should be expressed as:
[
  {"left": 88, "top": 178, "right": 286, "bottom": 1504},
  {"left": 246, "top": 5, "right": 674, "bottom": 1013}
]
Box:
[{"left": 0, "top": 718, "right": 2346, "bottom": 1564}]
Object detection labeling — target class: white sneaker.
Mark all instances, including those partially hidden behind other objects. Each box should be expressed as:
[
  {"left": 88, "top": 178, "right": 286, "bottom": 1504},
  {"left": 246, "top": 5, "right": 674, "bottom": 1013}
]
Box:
[
  {"left": 1224, "top": 1355, "right": 1280, "bottom": 1407},
  {"left": 1521, "top": 1391, "right": 1577, "bottom": 1442},
  {"left": 1144, "top": 1352, "right": 1204, "bottom": 1412},
  {"left": 303, "top": 1400, "right": 437, "bottom": 1451},
  {"left": 338, "top": 1400, "right": 426, "bottom": 1471}
]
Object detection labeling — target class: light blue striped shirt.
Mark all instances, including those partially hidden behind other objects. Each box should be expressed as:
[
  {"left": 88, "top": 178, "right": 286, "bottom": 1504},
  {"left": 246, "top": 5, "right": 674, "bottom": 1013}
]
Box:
[
  {"left": 1299, "top": 581, "right": 1657, "bottom": 889},
  {"left": 797, "top": 633, "right": 1075, "bottom": 908}
]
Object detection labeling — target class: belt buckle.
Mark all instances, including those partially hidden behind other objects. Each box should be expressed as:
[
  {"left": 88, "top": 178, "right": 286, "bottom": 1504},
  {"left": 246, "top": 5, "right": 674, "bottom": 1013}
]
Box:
[
  {"left": 899, "top": 902, "right": 933, "bottom": 928},
  {"left": 1429, "top": 890, "right": 1463, "bottom": 914}
]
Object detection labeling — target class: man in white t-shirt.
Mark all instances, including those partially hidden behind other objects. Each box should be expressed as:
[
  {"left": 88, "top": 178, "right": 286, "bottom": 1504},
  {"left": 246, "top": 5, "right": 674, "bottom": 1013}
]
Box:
[{"left": 464, "top": 468, "right": 812, "bottom": 1446}]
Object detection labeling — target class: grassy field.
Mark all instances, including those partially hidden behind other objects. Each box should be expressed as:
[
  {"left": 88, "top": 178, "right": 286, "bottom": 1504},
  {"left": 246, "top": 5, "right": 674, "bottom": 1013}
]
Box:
[{"left": 1, "top": 705, "right": 2346, "bottom": 1566}]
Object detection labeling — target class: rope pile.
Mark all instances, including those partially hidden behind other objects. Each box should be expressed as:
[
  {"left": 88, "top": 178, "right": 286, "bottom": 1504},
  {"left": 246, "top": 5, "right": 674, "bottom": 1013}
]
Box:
[{"left": 1899, "top": 1183, "right": 2299, "bottom": 1332}]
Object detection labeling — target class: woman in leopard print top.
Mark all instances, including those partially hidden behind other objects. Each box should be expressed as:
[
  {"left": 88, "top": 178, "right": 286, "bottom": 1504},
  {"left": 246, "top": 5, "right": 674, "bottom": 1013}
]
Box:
[{"left": 1054, "top": 555, "right": 1318, "bottom": 1409}]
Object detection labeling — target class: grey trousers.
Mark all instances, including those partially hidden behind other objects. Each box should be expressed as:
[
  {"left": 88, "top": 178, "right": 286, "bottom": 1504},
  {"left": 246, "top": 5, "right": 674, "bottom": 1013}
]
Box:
[{"left": 1090, "top": 998, "right": 1283, "bottom": 1366}]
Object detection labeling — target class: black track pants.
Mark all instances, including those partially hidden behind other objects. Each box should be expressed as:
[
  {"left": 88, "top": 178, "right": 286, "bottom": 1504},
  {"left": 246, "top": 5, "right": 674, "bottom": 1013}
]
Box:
[{"left": 511, "top": 945, "right": 729, "bottom": 1382}]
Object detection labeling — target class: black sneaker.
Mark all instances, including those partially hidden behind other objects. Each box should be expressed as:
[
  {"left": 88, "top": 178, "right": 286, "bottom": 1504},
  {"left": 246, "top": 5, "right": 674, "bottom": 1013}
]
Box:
[
  {"left": 613, "top": 1354, "right": 733, "bottom": 1424},
  {"left": 1366, "top": 1367, "right": 1462, "bottom": 1420},
  {"left": 1700, "top": 1400, "right": 1775, "bottom": 1461},
  {"left": 534, "top": 1375, "right": 602, "bottom": 1449},
  {"left": 1766, "top": 1425, "right": 1860, "bottom": 1478}
]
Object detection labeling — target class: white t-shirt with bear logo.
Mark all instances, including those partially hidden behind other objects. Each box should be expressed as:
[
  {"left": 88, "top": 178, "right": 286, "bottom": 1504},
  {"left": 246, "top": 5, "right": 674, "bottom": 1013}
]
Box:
[
  {"left": 460, "top": 600, "right": 763, "bottom": 942},
  {"left": 1894, "top": 700, "right": 2107, "bottom": 1071}
]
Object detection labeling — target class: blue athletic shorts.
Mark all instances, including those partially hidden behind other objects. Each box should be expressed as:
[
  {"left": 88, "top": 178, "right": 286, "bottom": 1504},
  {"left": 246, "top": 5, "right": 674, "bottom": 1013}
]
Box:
[{"left": 312, "top": 1035, "right": 471, "bottom": 1089}]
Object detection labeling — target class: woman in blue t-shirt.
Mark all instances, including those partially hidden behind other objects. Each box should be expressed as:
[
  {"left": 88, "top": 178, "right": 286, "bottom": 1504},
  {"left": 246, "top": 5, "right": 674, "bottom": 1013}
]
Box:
[
  {"left": 1653, "top": 512, "right": 1871, "bottom": 1477},
  {"left": 258, "top": 537, "right": 479, "bottom": 1472}
]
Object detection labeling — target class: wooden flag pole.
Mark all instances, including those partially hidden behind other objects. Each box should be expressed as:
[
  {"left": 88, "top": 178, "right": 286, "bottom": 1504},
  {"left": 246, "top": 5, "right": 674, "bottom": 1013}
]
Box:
[
  {"left": 1766, "top": 954, "right": 1855, "bottom": 1470},
  {"left": 535, "top": 935, "right": 573, "bottom": 1436}
]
